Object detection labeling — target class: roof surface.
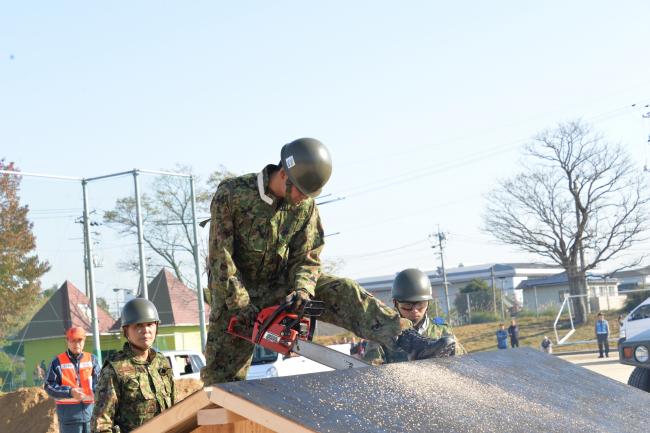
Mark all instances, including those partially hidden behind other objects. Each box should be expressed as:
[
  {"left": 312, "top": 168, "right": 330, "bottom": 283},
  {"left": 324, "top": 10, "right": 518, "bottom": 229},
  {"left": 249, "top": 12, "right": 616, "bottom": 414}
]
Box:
[
  {"left": 216, "top": 348, "right": 650, "bottom": 433},
  {"left": 15, "top": 280, "right": 114, "bottom": 341}
]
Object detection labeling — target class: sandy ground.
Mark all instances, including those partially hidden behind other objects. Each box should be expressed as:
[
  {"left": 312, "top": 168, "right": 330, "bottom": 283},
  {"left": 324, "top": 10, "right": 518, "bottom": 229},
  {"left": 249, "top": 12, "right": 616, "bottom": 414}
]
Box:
[{"left": 557, "top": 351, "right": 635, "bottom": 384}]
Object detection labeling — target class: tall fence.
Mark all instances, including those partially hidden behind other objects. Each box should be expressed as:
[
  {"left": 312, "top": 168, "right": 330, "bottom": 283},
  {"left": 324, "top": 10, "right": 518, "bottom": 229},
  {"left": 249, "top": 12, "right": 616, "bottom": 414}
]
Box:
[{"left": 0, "top": 168, "right": 209, "bottom": 392}]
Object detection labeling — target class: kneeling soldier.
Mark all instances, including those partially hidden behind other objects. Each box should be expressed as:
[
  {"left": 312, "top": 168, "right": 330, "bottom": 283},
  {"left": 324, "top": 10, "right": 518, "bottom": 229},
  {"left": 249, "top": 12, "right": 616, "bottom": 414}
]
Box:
[
  {"left": 364, "top": 268, "right": 458, "bottom": 364},
  {"left": 92, "top": 298, "right": 175, "bottom": 433}
]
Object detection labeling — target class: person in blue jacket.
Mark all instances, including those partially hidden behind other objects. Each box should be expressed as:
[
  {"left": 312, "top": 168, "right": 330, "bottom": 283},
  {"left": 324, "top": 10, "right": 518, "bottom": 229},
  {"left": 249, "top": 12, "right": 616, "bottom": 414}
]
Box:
[
  {"left": 496, "top": 323, "right": 508, "bottom": 349},
  {"left": 595, "top": 311, "right": 610, "bottom": 358},
  {"left": 44, "top": 327, "right": 101, "bottom": 433}
]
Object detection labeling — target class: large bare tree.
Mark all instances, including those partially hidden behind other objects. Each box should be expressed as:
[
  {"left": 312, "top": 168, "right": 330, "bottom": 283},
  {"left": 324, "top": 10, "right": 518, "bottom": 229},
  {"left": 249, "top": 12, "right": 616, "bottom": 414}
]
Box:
[
  {"left": 103, "top": 165, "right": 235, "bottom": 289},
  {"left": 483, "top": 121, "right": 650, "bottom": 324}
]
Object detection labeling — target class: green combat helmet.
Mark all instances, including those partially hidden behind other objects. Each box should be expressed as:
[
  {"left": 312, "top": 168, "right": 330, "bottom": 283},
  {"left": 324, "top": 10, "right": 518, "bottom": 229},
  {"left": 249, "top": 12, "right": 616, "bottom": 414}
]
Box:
[
  {"left": 280, "top": 138, "right": 332, "bottom": 197},
  {"left": 121, "top": 298, "right": 160, "bottom": 326},
  {"left": 392, "top": 268, "right": 433, "bottom": 302}
]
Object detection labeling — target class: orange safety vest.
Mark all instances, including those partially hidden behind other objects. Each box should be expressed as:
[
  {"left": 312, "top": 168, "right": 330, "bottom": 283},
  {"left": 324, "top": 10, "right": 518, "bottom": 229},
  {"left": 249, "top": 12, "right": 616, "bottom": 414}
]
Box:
[{"left": 56, "top": 352, "right": 94, "bottom": 404}]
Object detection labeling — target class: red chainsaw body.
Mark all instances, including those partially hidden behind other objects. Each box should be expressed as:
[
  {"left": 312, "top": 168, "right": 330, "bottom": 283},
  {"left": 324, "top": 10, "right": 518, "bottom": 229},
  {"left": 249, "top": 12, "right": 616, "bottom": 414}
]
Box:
[{"left": 227, "top": 305, "right": 312, "bottom": 356}]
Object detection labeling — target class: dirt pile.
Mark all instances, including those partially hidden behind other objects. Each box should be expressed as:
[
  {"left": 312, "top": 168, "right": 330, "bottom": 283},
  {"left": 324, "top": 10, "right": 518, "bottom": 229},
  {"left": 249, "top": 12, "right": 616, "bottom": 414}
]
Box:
[
  {"left": 0, "top": 387, "right": 58, "bottom": 433},
  {"left": 175, "top": 378, "right": 204, "bottom": 401},
  {"left": 0, "top": 379, "right": 203, "bottom": 433}
]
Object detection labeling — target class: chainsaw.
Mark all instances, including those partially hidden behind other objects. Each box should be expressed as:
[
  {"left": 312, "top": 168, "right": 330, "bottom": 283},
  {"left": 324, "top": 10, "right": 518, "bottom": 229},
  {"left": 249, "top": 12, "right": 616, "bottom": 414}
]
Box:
[{"left": 227, "top": 296, "right": 369, "bottom": 370}]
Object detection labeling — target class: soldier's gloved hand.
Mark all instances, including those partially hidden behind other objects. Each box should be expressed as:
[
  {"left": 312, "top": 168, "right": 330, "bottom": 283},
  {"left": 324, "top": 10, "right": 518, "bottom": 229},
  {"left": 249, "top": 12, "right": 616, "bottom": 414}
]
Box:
[
  {"left": 225, "top": 287, "right": 251, "bottom": 311},
  {"left": 231, "top": 304, "right": 260, "bottom": 334},
  {"left": 285, "top": 289, "right": 312, "bottom": 313}
]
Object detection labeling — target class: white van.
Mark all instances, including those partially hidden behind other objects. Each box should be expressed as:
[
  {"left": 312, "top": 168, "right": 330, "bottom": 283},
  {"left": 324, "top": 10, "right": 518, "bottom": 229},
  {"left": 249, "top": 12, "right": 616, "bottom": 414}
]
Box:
[
  {"left": 161, "top": 350, "right": 206, "bottom": 380},
  {"left": 621, "top": 296, "right": 650, "bottom": 341},
  {"left": 246, "top": 343, "right": 352, "bottom": 380}
]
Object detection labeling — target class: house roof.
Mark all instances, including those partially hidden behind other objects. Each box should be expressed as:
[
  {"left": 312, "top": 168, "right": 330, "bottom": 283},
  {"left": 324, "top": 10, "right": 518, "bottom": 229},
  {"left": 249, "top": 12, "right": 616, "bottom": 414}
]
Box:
[
  {"left": 517, "top": 272, "right": 617, "bottom": 290},
  {"left": 14, "top": 280, "right": 115, "bottom": 342},
  {"left": 612, "top": 265, "right": 650, "bottom": 278},
  {"left": 111, "top": 268, "right": 210, "bottom": 330}
]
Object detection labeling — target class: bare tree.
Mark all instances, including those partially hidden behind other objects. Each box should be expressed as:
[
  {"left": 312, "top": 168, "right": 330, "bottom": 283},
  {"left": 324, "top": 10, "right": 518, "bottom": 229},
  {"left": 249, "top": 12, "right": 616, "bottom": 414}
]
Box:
[
  {"left": 483, "top": 121, "right": 650, "bottom": 324},
  {"left": 103, "top": 165, "right": 235, "bottom": 289}
]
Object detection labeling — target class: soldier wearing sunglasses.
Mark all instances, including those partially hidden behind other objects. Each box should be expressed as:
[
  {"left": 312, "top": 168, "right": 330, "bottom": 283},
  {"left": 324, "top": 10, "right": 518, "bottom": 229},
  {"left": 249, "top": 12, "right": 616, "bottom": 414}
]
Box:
[{"left": 363, "top": 268, "right": 459, "bottom": 365}]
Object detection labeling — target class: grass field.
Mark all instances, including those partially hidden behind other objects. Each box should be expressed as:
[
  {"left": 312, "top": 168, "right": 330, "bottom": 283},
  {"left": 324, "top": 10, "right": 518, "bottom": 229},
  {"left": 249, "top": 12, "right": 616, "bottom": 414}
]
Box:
[
  {"left": 454, "top": 310, "right": 623, "bottom": 353},
  {"left": 315, "top": 310, "right": 624, "bottom": 354}
]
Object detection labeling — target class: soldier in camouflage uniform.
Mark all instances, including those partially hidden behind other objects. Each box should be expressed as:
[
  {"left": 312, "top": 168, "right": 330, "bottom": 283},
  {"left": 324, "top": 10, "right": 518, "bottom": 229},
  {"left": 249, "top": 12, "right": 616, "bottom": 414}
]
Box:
[
  {"left": 364, "top": 268, "right": 458, "bottom": 365},
  {"left": 91, "top": 298, "right": 175, "bottom": 433},
  {"left": 202, "top": 138, "right": 453, "bottom": 384}
]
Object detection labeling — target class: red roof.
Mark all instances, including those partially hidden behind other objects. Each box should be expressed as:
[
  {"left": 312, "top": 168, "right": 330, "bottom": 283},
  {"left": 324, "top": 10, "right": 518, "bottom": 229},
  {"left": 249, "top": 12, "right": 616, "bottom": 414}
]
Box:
[
  {"left": 111, "top": 268, "right": 210, "bottom": 330},
  {"left": 15, "top": 280, "right": 115, "bottom": 341}
]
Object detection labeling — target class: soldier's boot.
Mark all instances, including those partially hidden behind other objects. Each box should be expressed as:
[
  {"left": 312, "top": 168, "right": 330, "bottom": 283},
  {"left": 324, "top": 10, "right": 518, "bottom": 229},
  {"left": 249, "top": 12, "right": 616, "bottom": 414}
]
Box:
[{"left": 396, "top": 329, "right": 457, "bottom": 360}]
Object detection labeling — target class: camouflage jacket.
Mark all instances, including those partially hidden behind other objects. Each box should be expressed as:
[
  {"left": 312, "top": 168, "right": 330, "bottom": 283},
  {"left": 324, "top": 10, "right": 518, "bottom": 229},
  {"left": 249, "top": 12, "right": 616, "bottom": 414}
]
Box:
[
  {"left": 207, "top": 165, "right": 325, "bottom": 309},
  {"left": 363, "top": 315, "right": 456, "bottom": 365},
  {"left": 91, "top": 343, "right": 175, "bottom": 433}
]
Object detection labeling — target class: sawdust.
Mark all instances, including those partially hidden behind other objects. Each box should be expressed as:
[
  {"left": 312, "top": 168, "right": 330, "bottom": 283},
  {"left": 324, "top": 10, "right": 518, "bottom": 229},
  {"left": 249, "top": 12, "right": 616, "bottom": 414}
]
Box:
[
  {"left": 0, "top": 378, "right": 204, "bottom": 433},
  {"left": 0, "top": 387, "right": 58, "bottom": 433}
]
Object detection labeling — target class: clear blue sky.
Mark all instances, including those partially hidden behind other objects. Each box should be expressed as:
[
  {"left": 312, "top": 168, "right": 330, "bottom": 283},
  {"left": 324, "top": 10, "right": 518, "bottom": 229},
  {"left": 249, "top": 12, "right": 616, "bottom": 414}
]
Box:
[{"left": 3, "top": 1, "right": 650, "bottom": 305}]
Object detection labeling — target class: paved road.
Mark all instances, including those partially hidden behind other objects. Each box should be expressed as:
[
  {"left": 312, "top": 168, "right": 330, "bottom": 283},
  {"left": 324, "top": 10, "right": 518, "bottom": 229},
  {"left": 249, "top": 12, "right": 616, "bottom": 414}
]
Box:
[{"left": 557, "top": 352, "right": 634, "bottom": 384}]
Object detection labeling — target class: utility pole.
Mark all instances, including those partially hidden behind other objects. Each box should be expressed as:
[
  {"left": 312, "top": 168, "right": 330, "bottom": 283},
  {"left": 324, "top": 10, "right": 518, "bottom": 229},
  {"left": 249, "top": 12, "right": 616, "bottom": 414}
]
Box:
[
  {"left": 491, "top": 266, "right": 497, "bottom": 316},
  {"left": 75, "top": 213, "right": 101, "bottom": 297},
  {"left": 429, "top": 229, "right": 451, "bottom": 316}
]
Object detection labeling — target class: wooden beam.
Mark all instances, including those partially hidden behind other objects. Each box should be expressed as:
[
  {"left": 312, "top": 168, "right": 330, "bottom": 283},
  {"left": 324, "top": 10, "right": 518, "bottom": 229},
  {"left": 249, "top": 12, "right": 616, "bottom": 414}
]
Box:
[
  {"left": 191, "top": 421, "right": 276, "bottom": 433},
  {"left": 210, "top": 387, "right": 318, "bottom": 433},
  {"left": 198, "top": 408, "right": 245, "bottom": 425},
  {"left": 132, "top": 387, "right": 214, "bottom": 433}
]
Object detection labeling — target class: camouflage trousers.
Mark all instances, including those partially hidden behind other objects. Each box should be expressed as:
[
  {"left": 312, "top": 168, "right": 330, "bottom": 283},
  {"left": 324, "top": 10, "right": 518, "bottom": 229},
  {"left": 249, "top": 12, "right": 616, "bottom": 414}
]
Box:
[{"left": 201, "top": 273, "right": 410, "bottom": 384}]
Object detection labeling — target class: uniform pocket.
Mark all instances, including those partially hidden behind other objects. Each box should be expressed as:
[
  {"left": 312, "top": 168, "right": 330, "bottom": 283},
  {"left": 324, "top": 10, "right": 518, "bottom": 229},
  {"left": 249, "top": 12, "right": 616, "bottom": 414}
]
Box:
[{"left": 138, "top": 373, "right": 155, "bottom": 400}]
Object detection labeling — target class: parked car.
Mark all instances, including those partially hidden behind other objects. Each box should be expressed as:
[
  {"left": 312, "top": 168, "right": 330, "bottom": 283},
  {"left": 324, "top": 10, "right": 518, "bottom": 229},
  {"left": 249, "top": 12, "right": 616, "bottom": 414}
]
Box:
[
  {"left": 620, "top": 296, "right": 650, "bottom": 341},
  {"left": 246, "top": 343, "right": 351, "bottom": 380},
  {"left": 161, "top": 350, "right": 205, "bottom": 380},
  {"left": 619, "top": 296, "right": 650, "bottom": 392}
]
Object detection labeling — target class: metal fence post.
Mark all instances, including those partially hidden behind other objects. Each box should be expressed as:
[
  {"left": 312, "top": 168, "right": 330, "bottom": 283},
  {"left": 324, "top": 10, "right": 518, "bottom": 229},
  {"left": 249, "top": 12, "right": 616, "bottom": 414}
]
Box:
[
  {"left": 133, "top": 170, "right": 148, "bottom": 298},
  {"left": 189, "top": 176, "right": 207, "bottom": 351},
  {"left": 82, "top": 179, "right": 102, "bottom": 365}
]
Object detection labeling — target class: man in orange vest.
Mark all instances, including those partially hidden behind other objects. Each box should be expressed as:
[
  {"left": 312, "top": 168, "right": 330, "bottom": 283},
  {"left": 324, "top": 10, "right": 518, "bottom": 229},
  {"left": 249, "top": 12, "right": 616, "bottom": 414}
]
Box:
[{"left": 44, "top": 326, "right": 100, "bottom": 433}]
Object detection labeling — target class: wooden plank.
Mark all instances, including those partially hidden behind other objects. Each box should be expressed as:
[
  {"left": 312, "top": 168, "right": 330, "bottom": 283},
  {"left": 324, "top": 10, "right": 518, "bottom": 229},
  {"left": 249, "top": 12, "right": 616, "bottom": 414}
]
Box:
[
  {"left": 210, "top": 387, "right": 318, "bottom": 433},
  {"left": 198, "top": 408, "right": 245, "bottom": 425},
  {"left": 132, "top": 387, "right": 213, "bottom": 433},
  {"left": 191, "top": 421, "right": 276, "bottom": 433}
]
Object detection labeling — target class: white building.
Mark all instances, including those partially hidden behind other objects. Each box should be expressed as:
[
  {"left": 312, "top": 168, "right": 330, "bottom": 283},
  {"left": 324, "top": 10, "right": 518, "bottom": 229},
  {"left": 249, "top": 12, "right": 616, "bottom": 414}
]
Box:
[
  {"left": 357, "top": 263, "right": 564, "bottom": 314},
  {"left": 517, "top": 273, "right": 622, "bottom": 312}
]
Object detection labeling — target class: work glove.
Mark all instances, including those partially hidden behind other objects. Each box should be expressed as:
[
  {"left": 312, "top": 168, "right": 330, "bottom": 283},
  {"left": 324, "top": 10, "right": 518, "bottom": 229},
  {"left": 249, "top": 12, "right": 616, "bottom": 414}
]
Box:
[
  {"left": 285, "top": 289, "right": 312, "bottom": 313},
  {"left": 230, "top": 304, "right": 260, "bottom": 335}
]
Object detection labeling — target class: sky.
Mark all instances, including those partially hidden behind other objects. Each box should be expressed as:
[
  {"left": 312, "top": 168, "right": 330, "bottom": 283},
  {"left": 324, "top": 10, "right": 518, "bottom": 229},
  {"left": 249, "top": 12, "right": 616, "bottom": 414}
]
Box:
[{"left": 3, "top": 1, "right": 650, "bottom": 308}]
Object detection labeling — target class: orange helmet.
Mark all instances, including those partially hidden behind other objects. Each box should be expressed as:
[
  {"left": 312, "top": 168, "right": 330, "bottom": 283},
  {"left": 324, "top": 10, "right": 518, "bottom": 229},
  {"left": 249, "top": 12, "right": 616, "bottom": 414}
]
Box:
[{"left": 65, "top": 326, "right": 87, "bottom": 340}]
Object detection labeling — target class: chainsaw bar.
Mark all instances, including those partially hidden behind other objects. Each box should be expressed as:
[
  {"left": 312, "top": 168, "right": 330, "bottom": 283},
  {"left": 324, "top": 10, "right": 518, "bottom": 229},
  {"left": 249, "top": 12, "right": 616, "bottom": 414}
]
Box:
[{"left": 292, "top": 339, "right": 370, "bottom": 370}]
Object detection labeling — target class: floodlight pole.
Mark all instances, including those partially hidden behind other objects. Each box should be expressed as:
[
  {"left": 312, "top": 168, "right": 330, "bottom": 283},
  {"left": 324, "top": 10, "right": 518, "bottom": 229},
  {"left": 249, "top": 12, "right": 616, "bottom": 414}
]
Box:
[
  {"left": 82, "top": 179, "right": 102, "bottom": 365},
  {"left": 133, "top": 170, "right": 148, "bottom": 299},
  {"left": 189, "top": 176, "right": 207, "bottom": 350}
]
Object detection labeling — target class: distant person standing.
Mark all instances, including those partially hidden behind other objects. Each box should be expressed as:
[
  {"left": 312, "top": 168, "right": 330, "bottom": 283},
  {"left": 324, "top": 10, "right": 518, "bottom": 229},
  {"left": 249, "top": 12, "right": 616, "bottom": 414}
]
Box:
[
  {"left": 507, "top": 319, "right": 520, "bottom": 348},
  {"left": 595, "top": 312, "right": 610, "bottom": 358},
  {"left": 44, "top": 327, "right": 100, "bottom": 433},
  {"left": 496, "top": 324, "right": 508, "bottom": 350},
  {"left": 540, "top": 336, "right": 553, "bottom": 354},
  {"left": 33, "top": 362, "right": 45, "bottom": 386}
]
